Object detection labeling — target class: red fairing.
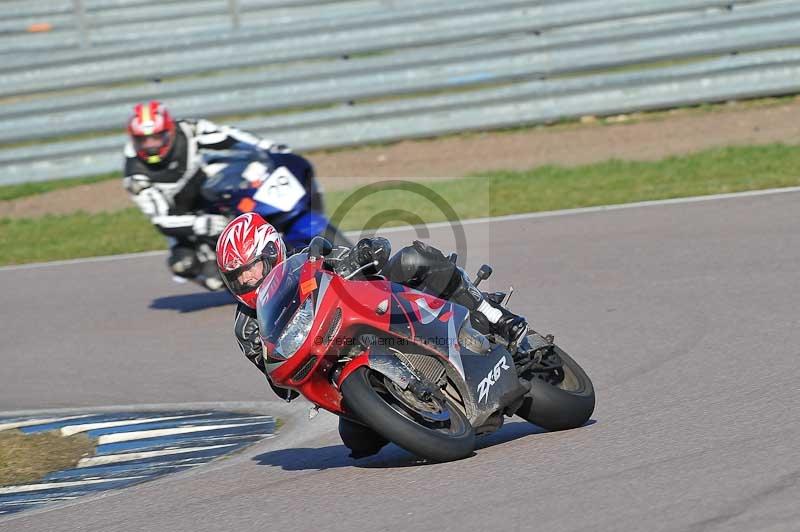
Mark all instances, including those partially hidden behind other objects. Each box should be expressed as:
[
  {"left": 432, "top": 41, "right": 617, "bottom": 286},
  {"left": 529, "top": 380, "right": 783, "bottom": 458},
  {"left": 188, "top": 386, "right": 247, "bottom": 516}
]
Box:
[{"left": 266, "top": 268, "right": 396, "bottom": 416}]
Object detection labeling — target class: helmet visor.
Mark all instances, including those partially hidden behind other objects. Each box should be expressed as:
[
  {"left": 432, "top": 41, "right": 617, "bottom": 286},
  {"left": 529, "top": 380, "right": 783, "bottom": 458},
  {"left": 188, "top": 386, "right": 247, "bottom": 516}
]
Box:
[
  {"left": 221, "top": 259, "right": 271, "bottom": 296},
  {"left": 133, "top": 131, "right": 172, "bottom": 157}
]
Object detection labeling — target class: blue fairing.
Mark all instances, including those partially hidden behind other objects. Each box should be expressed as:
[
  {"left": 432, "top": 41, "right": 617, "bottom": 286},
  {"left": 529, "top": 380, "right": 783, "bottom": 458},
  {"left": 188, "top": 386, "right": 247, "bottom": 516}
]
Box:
[
  {"left": 282, "top": 211, "right": 331, "bottom": 249},
  {"left": 201, "top": 146, "right": 333, "bottom": 247}
]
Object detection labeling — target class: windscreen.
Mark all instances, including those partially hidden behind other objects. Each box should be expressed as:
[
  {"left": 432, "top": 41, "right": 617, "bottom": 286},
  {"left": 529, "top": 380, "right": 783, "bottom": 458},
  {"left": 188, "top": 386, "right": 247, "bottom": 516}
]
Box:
[
  {"left": 200, "top": 147, "right": 275, "bottom": 203},
  {"left": 256, "top": 253, "right": 308, "bottom": 345}
]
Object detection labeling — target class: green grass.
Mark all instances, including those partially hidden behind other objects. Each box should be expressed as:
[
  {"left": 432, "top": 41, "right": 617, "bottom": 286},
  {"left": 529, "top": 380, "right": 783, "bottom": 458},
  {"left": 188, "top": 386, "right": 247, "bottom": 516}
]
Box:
[
  {"left": 326, "top": 143, "right": 800, "bottom": 228},
  {"left": 2, "top": 143, "right": 800, "bottom": 266},
  {"left": 0, "top": 172, "right": 120, "bottom": 201},
  {"left": 0, "top": 430, "right": 94, "bottom": 487},
  {"left": 0, "top": 208, "right": 166, "bottom": 265}
]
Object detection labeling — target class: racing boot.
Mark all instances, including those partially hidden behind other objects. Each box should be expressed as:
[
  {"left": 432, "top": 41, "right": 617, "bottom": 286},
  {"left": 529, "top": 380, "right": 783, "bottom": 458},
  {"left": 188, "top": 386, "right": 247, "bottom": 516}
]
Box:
[
  {"left": 473, "top": 298, "right": 528, "bottom": 352},
  {"left": 198, "top": 261, "right": 225, "bottom": 291},
  {"left": 196, "top": 243, "right": 225, "bottom": 291},
  {"left": 385, "top": 240, "right": 528, "bottom": 349},
  {"left": 447, "top": 268, "right": 528, "bottom": 351}
]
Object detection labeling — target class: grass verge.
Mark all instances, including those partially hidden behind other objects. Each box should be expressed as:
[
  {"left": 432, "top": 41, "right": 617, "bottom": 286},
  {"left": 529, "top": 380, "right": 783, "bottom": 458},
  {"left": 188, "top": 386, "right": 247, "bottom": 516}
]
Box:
[
  {"left": 325, "top": 143, "right": 800, "bottom": 224},
  {"left": 0, "top": 209, "right": 166, "bottom": 265},
  {"left": 0, "top": 430, "right": 94, "bottom": 487},
  {"left": 2, "top": 143, "right": 800, "bottom": 266},
  {"left": 2, "top": 94, "right": 797, "bottom": 203}
]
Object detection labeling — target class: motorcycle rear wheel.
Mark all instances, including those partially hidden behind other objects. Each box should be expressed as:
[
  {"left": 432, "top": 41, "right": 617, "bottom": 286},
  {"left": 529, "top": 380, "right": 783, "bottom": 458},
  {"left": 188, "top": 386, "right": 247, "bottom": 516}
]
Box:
[
  {"left": 341, "top": 367, "right": 475, "bottom": 462},
  {"left": 515, "top": 345, "right": 595, "bottom": 431}
]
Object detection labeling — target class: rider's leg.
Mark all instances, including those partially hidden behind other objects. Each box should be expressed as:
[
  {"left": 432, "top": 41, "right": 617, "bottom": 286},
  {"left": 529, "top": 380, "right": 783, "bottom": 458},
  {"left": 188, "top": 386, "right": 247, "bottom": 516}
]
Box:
[
  {"left": 167, "top": 241, "right": 223, "bottom": 291},
  {"left": 167, "top": 243, "right": 199, "bottom": 279},
  {"left": 383, "top": 241, "right": 527, "bottom": 349},
  {"left": 338, "top": 417, "right": 388, "bottom": 459},
  {"left": 195, "top": 242, "right": 224, "bottom": 291}
]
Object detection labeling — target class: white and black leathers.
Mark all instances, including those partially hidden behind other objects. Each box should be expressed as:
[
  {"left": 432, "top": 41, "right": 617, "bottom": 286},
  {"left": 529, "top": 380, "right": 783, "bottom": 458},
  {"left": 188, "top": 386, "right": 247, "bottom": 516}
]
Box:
[
  {"left": 123, "top": 119, "right": 288, "bottom": 287},
  {"left": 123, "top": 119, "right": 287, "bottom": 239}
]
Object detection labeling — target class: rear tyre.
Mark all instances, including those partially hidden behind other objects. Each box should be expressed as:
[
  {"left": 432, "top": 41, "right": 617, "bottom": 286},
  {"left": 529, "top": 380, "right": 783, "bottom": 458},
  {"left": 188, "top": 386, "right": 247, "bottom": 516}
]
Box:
[
  {"left": 516, "top": 346, "right": 595, "bottom": 431},
  {"left": 341, "top": 367, "right": 475, "bottom": 462}
]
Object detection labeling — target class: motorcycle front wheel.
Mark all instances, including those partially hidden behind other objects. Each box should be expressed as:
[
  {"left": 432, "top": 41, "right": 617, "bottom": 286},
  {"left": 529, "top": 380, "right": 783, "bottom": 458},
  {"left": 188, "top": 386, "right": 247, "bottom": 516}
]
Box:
[
  {"left": 341, "top": 367, "right": 475, "bottom": 462},
  {"left": 515, "top": 344, "right": 595, "bottom": 431}
]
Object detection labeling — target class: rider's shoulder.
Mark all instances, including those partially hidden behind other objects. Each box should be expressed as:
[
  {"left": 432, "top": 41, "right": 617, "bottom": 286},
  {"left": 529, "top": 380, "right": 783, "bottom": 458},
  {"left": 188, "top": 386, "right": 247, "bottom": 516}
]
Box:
[
  {"left": 192, "top": 118, "right": 223, "bottom": 134},
  {"left": 174, "top": 118, "right": 206, "bottom": 137},
  {"left": 235, "top": 301, "right": 257, "bottom": 319}
]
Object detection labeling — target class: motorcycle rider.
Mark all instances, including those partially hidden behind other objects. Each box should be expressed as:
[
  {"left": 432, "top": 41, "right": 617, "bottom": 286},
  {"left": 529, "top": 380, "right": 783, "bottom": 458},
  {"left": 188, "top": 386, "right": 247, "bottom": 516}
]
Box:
[
  {"left": 217, "top": 213, "right": 528, "bottom": 457},
  {"left": 123, "top": 100, "right": 290, "bottom": 290}
]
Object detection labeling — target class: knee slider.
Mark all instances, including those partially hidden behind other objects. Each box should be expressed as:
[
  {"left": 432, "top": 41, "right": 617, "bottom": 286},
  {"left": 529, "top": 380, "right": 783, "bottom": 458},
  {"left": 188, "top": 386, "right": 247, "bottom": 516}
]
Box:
[{"left": 167, "top": 247, "right": 199, "bottom": 277}]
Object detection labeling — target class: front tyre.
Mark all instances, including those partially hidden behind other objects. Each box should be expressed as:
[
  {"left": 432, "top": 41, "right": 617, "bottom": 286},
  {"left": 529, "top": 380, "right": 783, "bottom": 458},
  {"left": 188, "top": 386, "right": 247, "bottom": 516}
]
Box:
[
  {"left": 341, "top": 367, "right": 475, "bottom": 462},
  {"left": 516, "top": 345, "right": 595, "bottom": 431}
]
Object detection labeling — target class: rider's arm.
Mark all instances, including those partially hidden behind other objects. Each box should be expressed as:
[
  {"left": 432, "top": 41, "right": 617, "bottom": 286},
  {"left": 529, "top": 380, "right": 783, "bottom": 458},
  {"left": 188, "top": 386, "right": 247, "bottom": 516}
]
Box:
[
  {"left": 234, "top": 304, "right": 299, "bottom": 402},
  {"left": 325, "top": 238, "right": 391, "bottom": 277},
  {"left": 123, "top": 154, "right": 225, "bottom": 239},
  {"left": 193, "top": 119, "right": 290, "bottom": 153},
  {"left": 234, "top": 303, "right": 266, "bottom": 373}
]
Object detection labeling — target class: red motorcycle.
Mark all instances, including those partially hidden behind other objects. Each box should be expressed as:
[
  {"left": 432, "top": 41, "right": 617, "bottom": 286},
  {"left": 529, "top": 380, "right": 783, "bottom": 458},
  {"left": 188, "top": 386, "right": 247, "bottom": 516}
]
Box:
[{"left": 260, "top": 238, "right": 595, "bottom": 462}]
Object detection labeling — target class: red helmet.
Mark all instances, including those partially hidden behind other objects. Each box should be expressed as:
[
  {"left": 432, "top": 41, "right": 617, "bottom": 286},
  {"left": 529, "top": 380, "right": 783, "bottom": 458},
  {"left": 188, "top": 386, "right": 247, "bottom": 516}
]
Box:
[
  {"left": 128, "top": 100, "right": 176, "bottom": 164},
  {"left": 216, "top": 213, "right": 286, "bottom": 308}
]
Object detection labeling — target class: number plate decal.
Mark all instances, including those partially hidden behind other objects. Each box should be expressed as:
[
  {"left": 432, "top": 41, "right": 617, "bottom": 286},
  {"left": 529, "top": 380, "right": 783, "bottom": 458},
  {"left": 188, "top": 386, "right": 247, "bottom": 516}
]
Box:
[{"left": 252, "top": 166, "right": 306, "bottom": 212}]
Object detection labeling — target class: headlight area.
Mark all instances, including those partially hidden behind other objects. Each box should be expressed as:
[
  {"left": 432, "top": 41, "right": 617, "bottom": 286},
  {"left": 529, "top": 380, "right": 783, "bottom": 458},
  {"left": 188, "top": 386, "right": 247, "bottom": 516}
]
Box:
[{"left": 275, "top": 297, "right": 315, "bottom": 359}]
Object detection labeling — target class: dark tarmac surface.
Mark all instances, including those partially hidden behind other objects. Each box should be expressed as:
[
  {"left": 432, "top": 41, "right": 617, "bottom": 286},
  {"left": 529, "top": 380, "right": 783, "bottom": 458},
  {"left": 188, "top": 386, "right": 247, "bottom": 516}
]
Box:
[{"left": 1, "top": 191, "right": 798, "bottom": 531}]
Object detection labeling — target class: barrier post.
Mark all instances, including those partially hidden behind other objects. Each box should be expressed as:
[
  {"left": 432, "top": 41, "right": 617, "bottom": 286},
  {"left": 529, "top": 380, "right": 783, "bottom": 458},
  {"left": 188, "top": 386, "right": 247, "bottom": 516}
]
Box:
[
  {"left": 228, "top": 0, "right": 241, "bottom": 30},
  {"left": 73, "top": 0, "right": 89, "bottom": 48}
]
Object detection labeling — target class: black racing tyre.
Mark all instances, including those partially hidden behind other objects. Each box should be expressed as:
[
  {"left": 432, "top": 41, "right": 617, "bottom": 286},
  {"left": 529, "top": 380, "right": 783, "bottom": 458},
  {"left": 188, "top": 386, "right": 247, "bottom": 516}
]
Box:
[
  {"left": 341, "top": 367, "right": 475, "bottom": 462},
  {"left": 516, "top": 346, "right": 595, "bottom": 431}
]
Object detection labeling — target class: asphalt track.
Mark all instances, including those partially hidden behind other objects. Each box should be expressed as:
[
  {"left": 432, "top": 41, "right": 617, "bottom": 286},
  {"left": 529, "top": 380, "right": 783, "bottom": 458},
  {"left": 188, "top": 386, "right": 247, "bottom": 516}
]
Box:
[{"left": 1, "top": 190, "right": 799, "bottom": 531}]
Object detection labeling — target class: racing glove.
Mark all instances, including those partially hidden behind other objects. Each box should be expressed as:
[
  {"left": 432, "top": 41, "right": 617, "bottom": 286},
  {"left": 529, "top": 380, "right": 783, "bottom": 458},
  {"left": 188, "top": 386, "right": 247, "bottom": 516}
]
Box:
[
  {"left": 193, "top": 214, "right": 229, "bottom": 237},
  {"left": 343, "top": 237, "right": 391, "bottom": 276}
]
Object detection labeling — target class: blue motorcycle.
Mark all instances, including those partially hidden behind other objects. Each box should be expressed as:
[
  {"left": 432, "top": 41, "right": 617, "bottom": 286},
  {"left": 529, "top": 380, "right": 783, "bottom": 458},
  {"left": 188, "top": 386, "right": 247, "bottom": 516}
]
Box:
[{"left": 199, "top": 145, "right": 351, "bottom": 251}]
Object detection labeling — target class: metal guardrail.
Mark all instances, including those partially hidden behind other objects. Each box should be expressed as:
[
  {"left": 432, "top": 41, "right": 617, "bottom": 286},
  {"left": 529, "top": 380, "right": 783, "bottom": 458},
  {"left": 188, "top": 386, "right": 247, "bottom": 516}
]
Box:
[
  {"left": 0, "top": 0, "right": 325, "bottom": 31},
  {"left": 0, "top": 0, "right": 393, "bottom": 51},
  {"left": 0, "top": 0, "right": 747, "bottom": 86},
  {"left": 4, "top": 10, "right": 800, "bottom": 143},
  {"left": 6, "top": 59, "right": 800, "bottom": 183},
  {"left": 2, "top": 0, "right": 799, "bottom": 186},
  {"left": 0, "top": 0, "right": 535, "bottom": 82},
  {"left": 2, "top": 0, "right": 778, "bottom": 120},
  {"left": 2, "top": 0, "right": 352, "bottom": 20},
  {"left": 0, "top": 0, "right": 514, "bottom": 53},
  {"left": 7, "top": 49, "right": 798, "bottom": 166},
  {"left": 0, "top": 0, "right": 348, "bottom": 35}
]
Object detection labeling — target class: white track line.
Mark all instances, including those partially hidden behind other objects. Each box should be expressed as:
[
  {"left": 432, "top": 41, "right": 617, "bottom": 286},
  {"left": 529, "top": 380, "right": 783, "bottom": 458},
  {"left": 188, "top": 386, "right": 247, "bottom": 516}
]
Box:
[
  {"left": 0, "top": 250, "right": 167, "bottom": 272},
  {"left": 59, "top": 414, "right": 211, "bottom": 436},
  {"left": 0, "top": 477, "right": 145, "bottom": 495},
  {"left": 96, "top": 421, "right": 270, "bottom": 445},
  {"left": 76, "top": 443, "right": 239, "bottom": 468},
  {"left": 3, "top": 185, "right": 800, "bottom": 272},
  {"left": 0, "top": 415, "right": 92, "bottom": 432},
  {"left": 0, "top": 496, "right": 78, "bottom": 507},
  {"left": 373, "top": 185, "right": 800, "bottom": 234}
]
